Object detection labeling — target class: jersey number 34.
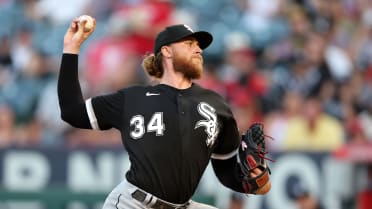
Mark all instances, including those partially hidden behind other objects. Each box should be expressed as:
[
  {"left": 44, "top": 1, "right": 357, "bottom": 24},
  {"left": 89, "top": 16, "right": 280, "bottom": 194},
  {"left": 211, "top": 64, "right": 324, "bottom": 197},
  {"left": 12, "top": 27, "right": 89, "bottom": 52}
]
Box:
[{"left": 129, "top": 112, "right": 165, "bottom": 139}]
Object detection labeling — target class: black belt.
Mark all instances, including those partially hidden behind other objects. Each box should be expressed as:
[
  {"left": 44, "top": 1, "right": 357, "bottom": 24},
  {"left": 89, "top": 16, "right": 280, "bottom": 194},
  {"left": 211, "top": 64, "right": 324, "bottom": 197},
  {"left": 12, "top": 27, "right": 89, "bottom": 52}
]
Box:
[{"left": 131, "top": 189, "right": 189, "bottom": 209}]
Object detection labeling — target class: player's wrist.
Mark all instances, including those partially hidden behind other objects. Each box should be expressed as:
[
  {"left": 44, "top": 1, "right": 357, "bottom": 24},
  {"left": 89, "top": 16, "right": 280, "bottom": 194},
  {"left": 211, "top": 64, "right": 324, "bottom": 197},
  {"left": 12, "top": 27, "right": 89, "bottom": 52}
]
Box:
[{"left": 63, "top": 45, "right": 80, "bottom": 54}]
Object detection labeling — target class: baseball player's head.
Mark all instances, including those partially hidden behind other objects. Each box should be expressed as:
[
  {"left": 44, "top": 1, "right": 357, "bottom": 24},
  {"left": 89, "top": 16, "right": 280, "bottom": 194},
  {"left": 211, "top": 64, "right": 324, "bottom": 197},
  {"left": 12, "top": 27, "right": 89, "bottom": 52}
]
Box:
[{"left": 142, "top": 24, "right": 213, "bottom": 80}]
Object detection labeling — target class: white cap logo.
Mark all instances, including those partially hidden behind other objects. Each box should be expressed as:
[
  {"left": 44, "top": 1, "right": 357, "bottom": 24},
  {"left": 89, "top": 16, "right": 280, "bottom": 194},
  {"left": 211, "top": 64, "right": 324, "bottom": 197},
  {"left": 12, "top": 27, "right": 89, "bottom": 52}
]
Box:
[{"left": 183, "top": 24, "right": 194, "bottom": 32}]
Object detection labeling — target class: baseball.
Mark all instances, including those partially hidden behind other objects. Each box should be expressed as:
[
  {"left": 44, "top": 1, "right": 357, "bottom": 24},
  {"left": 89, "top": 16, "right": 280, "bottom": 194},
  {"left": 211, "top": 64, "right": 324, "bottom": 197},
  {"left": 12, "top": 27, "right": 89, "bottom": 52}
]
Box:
[{"left": 79, "top": 15, "right": 94, "bottom": 32}]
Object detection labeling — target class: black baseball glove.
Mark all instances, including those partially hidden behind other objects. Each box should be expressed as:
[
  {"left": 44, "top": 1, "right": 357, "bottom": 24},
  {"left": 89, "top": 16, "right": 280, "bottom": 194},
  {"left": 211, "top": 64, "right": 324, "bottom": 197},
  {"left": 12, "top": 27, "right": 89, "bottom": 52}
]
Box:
[{"left": 238, "top": 122, "right": 272, "bottom": 194}]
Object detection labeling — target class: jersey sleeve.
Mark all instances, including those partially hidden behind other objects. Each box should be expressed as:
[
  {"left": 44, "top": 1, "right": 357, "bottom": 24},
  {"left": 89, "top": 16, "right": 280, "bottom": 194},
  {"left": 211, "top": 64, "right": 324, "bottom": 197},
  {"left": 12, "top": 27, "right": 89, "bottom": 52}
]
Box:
[
  {"left": 58, "top": 53, "right": 91, "bottom": 129},
  {"left": 211, "top": 105, "right": 240, "bottom": 160},
  {"left": 86, "top": 90, "right": 125, "bottom": 130},
  {"left": 210, "top": 105, "right": 245, "bottom": 192}
]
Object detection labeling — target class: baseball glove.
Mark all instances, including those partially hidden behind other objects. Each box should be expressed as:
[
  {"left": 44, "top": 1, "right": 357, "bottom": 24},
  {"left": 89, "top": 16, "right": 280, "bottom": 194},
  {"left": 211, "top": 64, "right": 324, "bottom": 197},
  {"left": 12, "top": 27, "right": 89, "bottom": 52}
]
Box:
[{"left": 238, "top": 122, "right": 272, "bottom": 194}]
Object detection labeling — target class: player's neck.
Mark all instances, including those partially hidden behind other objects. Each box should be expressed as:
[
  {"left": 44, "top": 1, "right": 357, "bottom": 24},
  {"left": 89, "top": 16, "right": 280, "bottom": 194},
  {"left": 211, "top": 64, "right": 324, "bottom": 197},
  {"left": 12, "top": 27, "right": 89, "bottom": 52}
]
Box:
[{"left": 159, "top": 71, "right": 192, "bottom": 89}]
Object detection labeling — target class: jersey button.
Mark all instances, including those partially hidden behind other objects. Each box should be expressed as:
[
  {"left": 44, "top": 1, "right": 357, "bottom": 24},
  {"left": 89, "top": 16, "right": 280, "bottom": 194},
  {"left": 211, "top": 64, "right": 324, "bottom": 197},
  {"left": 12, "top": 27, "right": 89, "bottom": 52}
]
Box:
[
  {"left": 181, "top": 111, "right": 185, "bottom": 114},
  {"left": 178, "top": 93, "right": 182, "bottom": 97}
]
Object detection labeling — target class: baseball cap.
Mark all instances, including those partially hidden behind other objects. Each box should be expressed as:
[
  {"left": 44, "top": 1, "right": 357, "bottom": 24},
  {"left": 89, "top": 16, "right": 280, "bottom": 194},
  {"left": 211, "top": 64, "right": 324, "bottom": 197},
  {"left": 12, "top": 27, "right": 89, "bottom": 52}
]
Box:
[{"left": 154, "top": 24, "right": 213, "bottom": 53}]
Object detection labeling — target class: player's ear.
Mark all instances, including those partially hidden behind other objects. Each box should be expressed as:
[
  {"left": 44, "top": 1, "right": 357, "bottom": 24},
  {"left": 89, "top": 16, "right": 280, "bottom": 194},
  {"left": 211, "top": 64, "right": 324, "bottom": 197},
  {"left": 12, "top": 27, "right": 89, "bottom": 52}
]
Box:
[{"left": 161, "top": 46, "right": 172, "bottom": 58}]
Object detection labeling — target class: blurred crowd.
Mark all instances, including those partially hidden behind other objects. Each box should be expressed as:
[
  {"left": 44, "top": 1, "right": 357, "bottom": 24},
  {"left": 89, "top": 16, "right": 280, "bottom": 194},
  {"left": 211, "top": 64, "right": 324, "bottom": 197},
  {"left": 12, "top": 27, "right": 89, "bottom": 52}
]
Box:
[{"left": 0, "top": 0, "right": 371, "bottom": 151}]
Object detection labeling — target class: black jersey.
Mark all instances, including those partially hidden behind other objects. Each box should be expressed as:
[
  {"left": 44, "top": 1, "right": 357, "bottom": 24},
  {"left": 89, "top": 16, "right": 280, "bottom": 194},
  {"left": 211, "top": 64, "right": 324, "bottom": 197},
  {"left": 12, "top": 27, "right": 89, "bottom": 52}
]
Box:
[
  {"left": 87, "top": 83, "right": 240, "bottom": 203},
  {"left": 58, "top": 54, "right": 242, "bottom": 204}
]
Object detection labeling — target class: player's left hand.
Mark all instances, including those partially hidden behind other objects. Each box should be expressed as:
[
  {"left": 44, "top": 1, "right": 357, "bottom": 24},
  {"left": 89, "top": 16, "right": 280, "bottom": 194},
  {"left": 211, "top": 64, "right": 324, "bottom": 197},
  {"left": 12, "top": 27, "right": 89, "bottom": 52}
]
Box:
[{"left": 249, "top": 167, "right": 271, "bottom": 194}]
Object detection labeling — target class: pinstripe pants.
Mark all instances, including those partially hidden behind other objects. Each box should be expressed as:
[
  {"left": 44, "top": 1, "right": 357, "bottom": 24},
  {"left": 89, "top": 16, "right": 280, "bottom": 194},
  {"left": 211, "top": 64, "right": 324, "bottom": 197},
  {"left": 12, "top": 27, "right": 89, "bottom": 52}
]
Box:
[{"left": 101, "top": 178, "right": 217, "bottom": 209}]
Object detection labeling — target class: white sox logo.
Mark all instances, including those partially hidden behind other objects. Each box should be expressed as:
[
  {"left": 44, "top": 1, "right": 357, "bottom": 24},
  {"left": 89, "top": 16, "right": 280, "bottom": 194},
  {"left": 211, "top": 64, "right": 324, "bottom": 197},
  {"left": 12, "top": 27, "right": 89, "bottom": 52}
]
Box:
[
  {"left": 183, "top": 24, "right": 194, "bottom": 32},
  {"left": 195, "top": 102, "right": 219, "bottom": 147}
]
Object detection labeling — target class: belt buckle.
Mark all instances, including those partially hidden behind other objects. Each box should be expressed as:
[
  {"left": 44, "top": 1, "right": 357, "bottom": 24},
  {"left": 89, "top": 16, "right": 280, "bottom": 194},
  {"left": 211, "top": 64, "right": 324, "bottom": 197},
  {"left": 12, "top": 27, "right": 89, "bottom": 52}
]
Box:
[
  {"left": 131, "top": 189, "right": 147, "bottom": 202},
  {"left": 132, "top": 189, "right": 189, "bottom": 209}
]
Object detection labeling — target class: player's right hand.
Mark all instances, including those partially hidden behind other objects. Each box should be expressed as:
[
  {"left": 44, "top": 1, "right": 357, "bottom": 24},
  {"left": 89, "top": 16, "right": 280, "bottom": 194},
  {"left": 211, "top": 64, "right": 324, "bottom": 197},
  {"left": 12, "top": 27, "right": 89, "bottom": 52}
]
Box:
[{"left": 63, "top": 17, "right": 96, "bottom": 54}]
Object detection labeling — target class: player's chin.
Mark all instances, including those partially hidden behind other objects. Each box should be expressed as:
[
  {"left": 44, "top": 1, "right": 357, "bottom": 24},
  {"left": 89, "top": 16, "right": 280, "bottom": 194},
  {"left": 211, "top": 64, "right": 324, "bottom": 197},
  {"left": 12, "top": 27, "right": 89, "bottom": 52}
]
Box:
[
  {"left": 188, "top": 65, "right": 203, "bottom": 79},
  {"left": 255, "top": 181, "right": 271, "bottom": 195}
]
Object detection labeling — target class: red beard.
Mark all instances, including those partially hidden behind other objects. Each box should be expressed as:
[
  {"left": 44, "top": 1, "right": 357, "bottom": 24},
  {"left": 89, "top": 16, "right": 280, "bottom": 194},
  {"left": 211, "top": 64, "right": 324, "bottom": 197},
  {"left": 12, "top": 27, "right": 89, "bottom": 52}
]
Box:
[{"left": 172, "top": 51, "right": 203, "bottom": 80}]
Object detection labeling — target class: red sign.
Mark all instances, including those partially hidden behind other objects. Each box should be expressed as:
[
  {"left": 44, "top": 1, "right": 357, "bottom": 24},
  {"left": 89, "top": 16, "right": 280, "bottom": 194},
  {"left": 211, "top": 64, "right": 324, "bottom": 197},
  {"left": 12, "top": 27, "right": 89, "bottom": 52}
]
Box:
[{"left": 333, "top": 143, "right": 372, "bottom": 163}]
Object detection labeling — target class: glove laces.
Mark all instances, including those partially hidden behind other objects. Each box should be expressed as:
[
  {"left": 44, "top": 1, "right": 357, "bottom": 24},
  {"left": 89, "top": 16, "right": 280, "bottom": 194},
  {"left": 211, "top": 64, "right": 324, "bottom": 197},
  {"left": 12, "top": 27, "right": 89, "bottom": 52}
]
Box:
[{"left": 253, "top": 122, "right": 275, "bottom": 162}]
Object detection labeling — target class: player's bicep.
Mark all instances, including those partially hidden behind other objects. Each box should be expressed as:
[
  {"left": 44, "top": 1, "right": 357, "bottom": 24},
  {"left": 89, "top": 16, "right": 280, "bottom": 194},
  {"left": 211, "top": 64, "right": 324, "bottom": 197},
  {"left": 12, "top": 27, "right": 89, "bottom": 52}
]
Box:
[{"left": 87, "top": 91, "right": 124, "bottom": 130}]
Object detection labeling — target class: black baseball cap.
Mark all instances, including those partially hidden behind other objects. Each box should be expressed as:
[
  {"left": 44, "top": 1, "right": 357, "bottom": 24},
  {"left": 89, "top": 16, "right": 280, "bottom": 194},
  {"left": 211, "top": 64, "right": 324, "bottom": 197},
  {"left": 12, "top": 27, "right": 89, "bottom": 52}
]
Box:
[{"left": 154, "top": 24, "right": 213, "bottom": 53}]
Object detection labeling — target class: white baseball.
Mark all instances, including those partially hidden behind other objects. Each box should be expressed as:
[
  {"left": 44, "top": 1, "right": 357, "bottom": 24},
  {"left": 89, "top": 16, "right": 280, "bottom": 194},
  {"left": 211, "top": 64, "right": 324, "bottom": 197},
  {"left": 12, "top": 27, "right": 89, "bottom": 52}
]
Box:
[{"left": 79, "top": 15, "right": 94, "bottom": 31}]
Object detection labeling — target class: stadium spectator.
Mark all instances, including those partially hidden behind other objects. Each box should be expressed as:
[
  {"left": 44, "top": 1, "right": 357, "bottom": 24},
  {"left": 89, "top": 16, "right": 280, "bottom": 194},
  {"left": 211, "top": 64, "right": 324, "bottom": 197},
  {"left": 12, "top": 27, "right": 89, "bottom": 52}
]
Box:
[
  {"left": 283, "top": 95, "right": 344, "bottom": 151},
  {"left": 265, "top": 90, "right": 304, "bottom": 152},
  {"left": 0, "top": 104, "right": 15, "bottom": 147}
]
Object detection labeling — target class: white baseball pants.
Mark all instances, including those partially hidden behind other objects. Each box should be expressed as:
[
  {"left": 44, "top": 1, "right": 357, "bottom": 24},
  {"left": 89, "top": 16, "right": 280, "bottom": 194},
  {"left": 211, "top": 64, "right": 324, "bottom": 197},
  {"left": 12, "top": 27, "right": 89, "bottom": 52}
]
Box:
[{"left": 101, "top": 178, "right": 218, "bottom": 209}]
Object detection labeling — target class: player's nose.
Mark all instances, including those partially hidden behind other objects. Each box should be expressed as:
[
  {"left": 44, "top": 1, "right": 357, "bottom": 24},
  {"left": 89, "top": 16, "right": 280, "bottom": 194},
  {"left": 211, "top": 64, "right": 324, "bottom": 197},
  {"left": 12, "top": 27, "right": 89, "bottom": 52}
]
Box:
[{"left": 195, "top": 45, "right": 202, "bottom": 54}]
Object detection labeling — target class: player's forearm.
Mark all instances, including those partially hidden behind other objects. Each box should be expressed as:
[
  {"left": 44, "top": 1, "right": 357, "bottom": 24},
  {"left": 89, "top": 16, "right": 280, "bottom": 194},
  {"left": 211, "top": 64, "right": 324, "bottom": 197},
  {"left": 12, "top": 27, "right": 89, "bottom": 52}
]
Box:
[
  {"left": 57, "top": 53, "right": 91, "bottom": 128},
  {"left": 211, "top": 156, "right": 245, "bottom": 193}
]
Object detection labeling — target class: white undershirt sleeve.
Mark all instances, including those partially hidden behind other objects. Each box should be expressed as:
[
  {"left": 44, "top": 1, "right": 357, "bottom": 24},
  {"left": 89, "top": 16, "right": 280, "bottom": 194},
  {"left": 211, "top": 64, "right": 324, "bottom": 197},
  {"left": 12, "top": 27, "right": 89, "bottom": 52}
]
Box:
[{"left": 85, "top": 98, "right": 100, "bottom": 130}]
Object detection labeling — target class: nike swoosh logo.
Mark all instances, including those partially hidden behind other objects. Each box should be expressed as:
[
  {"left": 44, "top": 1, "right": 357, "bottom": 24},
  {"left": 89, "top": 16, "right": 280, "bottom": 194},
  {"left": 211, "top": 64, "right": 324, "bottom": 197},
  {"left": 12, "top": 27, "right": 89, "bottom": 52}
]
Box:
[{"left": 146, "top": 92, "right": 160, "bottom": 96}]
